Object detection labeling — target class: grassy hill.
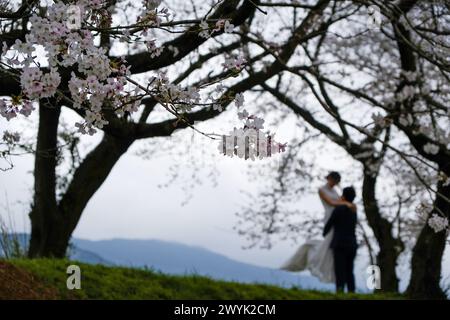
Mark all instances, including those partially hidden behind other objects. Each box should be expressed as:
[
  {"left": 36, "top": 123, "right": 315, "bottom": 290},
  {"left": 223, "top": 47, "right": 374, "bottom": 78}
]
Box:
[{"left": 2, "top": 259, "right": 402, "bottom": 300}]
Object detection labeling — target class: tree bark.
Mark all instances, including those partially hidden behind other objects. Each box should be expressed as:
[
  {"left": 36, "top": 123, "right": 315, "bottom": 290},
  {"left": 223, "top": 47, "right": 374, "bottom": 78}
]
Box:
[
  {"left": 389, "top": 0, "right": 448, "bottom": 298},
  {"left": 28, "top": 127, "right": 133, "bottom": 258},
  {"left": 28, "top": 103, "right": 62, "bottom": 257},
  {"left": 362, "top": 169, "right": 402, "bottom": 293},
  {"left": 406, "top": 181, "right": 449, "bottom": 299}
]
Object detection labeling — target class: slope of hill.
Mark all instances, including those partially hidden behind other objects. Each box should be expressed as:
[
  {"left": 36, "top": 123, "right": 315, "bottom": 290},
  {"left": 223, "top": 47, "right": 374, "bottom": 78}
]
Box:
[
  {"left": 0, "top": 234, "right": 336, "bottom": 291},
  {"left": 0, "top": 260, "right": 59, "bottom": 299},
  {"left": 6, "top": 259, "right": 400, "bottom": 300},
  {"left": 72, "top": 238, "right": 335, "bottom": 291}
]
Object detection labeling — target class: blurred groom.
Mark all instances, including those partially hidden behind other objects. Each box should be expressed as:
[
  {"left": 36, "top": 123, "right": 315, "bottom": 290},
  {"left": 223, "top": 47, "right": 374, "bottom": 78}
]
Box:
[{"left": 323, "top": 186, "right": 358, "bottom": 293}]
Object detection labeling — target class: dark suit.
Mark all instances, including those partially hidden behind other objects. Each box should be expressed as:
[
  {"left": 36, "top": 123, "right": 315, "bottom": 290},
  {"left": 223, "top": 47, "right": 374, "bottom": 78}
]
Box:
[{"left": 323, "top": 205, "right": 357, "bottom": 292}]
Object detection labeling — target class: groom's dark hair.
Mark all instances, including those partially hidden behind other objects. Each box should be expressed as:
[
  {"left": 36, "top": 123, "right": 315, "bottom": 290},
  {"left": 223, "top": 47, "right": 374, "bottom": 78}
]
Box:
[{"left": 343, "top": 186, "right": 356, "bottom": 202}]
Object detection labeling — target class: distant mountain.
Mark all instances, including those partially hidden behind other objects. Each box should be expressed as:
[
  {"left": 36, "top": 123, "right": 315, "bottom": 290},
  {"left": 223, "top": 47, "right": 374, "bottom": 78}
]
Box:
[
  {"left": 1, "top": 234, "right": 334, "bottom": 291},
  {"left": 69, "top": 246, "right": 114, "bottom": 266},
  {"left": 72, "top": 238, "right": 334, "bottom": 291}
]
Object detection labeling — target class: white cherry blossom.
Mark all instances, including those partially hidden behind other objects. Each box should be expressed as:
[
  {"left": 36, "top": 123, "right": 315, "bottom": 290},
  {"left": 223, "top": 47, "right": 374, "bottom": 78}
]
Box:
[{"left": 428, "top": 214, "right": 449, "bottom": 233}]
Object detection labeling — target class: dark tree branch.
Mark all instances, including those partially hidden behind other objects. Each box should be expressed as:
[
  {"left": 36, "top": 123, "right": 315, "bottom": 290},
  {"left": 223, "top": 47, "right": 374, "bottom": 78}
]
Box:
[{"left": 125, "top": 0, "right": 257, "bottom": 74}]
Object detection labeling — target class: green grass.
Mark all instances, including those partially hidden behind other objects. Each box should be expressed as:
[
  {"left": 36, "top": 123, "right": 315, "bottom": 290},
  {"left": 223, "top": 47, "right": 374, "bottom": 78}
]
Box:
[{"left": 9, "top": 259, "right": 403, "bottom": 300}]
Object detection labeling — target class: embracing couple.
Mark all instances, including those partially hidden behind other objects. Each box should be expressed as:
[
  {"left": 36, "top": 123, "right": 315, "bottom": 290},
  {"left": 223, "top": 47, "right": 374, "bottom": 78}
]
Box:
[{"left": 282, "top": 172, "right": 358, "bottom": 293}]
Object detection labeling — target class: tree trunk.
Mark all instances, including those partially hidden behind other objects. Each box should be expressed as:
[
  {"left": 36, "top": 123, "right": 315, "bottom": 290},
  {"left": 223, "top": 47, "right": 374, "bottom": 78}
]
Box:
[
  {"left": 406, "top": 181, "right": 449, "bottom": 299},
  {"left": 28, "top": 103, "right": 63, "bottom": 257},
  {"left": 28, "top": 116, "right": 134, "bottom": 257},
  {"left": 390, "top": 0, "right": 448, "bottom": 298},
  {"left": 362, "top": 170, "right": 402, "bottom": 292}
]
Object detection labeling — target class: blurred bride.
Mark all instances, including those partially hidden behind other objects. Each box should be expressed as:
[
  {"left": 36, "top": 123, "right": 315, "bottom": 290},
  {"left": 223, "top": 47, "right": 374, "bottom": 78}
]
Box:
[{"left": 281, "top": 171, "right": 354, "bottom": 283}]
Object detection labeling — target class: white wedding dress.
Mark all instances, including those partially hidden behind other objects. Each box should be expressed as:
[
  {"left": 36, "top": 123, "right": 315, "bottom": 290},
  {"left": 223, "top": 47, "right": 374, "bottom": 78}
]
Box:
[{"left": 281, "top": 184, "right": 339, "bottom": 283}]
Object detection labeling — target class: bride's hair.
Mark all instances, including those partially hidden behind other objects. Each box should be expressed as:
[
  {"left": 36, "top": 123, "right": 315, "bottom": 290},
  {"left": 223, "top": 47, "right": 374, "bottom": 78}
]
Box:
[{"left": 326, "top": 171, "right": 341, "bottom": 183}]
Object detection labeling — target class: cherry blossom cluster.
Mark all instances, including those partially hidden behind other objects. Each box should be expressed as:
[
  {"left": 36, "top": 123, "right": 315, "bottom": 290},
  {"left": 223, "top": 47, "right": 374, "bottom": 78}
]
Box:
[
  {"left": 222, "top": 55, "right": 247, "bottom": 73},
  {"left": 416, "top": 201, "right": 449, "bottom": 235},
  {"left": 428, "top": 214, "right": 449, "bottom": 234},
  {"left": 0, "top": 130, "right": 21, "bottom": 171},
  {"left": 0, "top": 1, "right": 286, "bottom": 160},
  {"left": 0, "top": 2, "right": 238, "bottom": 128},
  {"left": 368, "top": 69, "right": 449, "bottom": 157},
  {"left": 20, "top": 67, "right": 61, "bottom": 99},
  {"left": 199, "top": 19, "right": 235, "bottom": 39},
  {"left": 438, "top": 171, "right": 450, "bottom": 187},
  {"left": 422, "top": 142, "right": 440, "bottom": 155},
  {"left": 137, "top": 1, "right": 167, "bottom": 26},
  {"left": 0, "top": 98, "right": 34, "bottom": 120},
  {"left": 2, "top": 130, "right": 20, "bottom": 144},
  {"left": 148, "top": 72, "right": 201, "bottom": 113},
  {"left": 145, "top": 40, "right": 164, "bottom": 58},
  {"left": 423, "top": 170, "right": 450, "bottom": 235},
  {"left": 1, "top": 7, "right": 83, "bottom": 83},
  {"left": 0, "top": 1, "right": 143, "bottom": 134},
  {"left": 69, "top": 69, "right": 140, "bottom": 134}
]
